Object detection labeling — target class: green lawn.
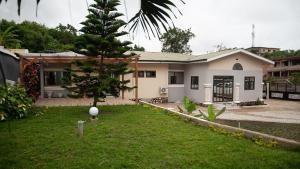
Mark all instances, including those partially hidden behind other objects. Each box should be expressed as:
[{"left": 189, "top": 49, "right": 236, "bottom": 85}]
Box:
[{"left": 0, "top": 105, "right": 299, "bottom": 169}]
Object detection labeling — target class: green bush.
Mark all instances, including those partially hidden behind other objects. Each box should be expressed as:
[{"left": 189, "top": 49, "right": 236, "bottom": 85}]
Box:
[
  {"left": 0, "top": 85, "right": 33, "bottom": 121},
  {"left": 182, "top": 96, "right": 196, "bottom": 114},
  {"left": 198, "top": 104, "right": 226, "bottom": 122}
]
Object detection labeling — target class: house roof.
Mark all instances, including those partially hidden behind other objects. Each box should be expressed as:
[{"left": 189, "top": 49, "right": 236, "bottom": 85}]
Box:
[
  {"left": 131, "top": 51, "right": 192, "bottom": 62},
  {"left": 22, "top": 51, "right": 85, "bottom": 57},
  {"left": 134, "top": 49, "right": 274, "bottom": 64},
  {"left": 0, "top": 47, "right": 19, "bottom": 60}
]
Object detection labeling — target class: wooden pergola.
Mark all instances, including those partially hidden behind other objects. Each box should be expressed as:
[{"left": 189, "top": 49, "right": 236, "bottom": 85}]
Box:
[{"left": 18, "top": 54, "right": 140, "bottom": 103}]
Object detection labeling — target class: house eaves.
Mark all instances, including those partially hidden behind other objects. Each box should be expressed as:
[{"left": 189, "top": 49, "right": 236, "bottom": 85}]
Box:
[
  {"left": 204, "top": 49, "right": 274, "bottom": 64},
  {"left": 0, "top": 47, "right": 19, "bottom": 60}
]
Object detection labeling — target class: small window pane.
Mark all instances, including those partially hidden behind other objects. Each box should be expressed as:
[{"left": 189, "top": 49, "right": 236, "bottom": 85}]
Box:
[
  {"left": 138, "top": 71, "right": 144, "bottom": 78},
  {"left": 244, "top": 76, "right": 255, "bottom": 90},
  {"left": 44, "top": 71, "right": 68, "bottom": 86},
  {"left": 191, "top": 76, "right": 199, "bottom": 89},
  {"left": 168, "top": 71, "right": 184, "bottom": 84},
  {"left": 233, "top": 63, "right": 243, "bottom": 70},
  {"left": 146, "top": 71, "right": 156, "bottom": 78}
]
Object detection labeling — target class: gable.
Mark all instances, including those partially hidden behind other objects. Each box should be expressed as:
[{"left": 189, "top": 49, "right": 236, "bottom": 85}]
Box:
[{"left": 207, "top": 52, "right": 267, "bottom": 71}]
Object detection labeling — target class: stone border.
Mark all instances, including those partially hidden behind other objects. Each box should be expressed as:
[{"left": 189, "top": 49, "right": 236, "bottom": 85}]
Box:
[{"left": 140, "top": 101, "right": 300, "bottom": 148}]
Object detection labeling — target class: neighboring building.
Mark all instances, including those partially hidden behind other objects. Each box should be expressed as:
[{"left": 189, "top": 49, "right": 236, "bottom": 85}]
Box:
[
  {"left": 246, "top": 47, "right": 280, "bottom": 56},
  {"left": 266, "top": 56, "right": 300, "bottom": 81},
  {"left": 20, "top": 49, "right": 274, "bottom": 104},
  {"left": 0, "top": 47, "right": 19, "bottom": 85}
]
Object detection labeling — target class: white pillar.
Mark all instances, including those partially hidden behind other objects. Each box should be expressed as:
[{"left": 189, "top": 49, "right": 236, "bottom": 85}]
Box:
[
  {"left": 266, "top": 82, "right": 270, "bottom": 100},
  {"left": 261, "top": 82, "right": 264, "bottom": 101},
  {"left": 234, "top": 83, "right": 240, "bottom": 103},
  {"left": 203, "top": 84, "right": 212, "bottom": 105}
]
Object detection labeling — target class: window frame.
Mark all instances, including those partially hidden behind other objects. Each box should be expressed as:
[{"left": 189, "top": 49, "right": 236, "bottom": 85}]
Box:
[
  {"left": 190, "top": 76, "right": 199, "bottom": 90},
  {"left": 244, "top": 76, "right": 255, "bottom": 90},
  {"left": 168, "top": 71, "right": 184, "bottom": 85},
  {"left": 145, "top": 71, "right": 156, "bottom": 78},
  {"left": 44, "top": 70, "right": 69, "bottom": 86}
]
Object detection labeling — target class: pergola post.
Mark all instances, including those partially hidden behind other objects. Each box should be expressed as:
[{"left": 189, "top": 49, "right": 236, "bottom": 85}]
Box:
[
  {"left": 19, "top": 54, "right": 24, "bottom": 85},
  {"left": 39, "top": 62, "right": 44, "bottom": 98},
  {"left": 135, "top": 57, "right": 139, "bottom": 104},
  {"left": 121, "top": 74, "right": 124, "bottom": 99}
]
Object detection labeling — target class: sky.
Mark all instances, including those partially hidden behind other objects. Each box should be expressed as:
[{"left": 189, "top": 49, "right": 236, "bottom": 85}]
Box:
[{"left": 0, "top": 0, "right": 299, "bottom": 54}]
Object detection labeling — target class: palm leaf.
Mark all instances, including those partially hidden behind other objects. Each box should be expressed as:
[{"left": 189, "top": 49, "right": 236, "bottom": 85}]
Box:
[
  {"left": 0, "top": 0, "right": 41, "bottom": 16},
  {"left": 128, "top": 0, "right": 185, "bottom": 38}
]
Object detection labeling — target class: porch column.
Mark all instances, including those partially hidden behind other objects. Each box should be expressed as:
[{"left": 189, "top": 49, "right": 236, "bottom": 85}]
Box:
[
  {"left": 266, "top": 82, "right": 270, "bottom": 100},
  {"left": 203, "top": 84, "right": 212, "bottom": 105},
  {"left": 260, "top": 82, "right": 264, "bottom": 101},
  {"left": 39, "top": 63, "right": 44, "bottom": 98},
  {"left": 234, "top": 83, "right": 240, "bottom": 103}
]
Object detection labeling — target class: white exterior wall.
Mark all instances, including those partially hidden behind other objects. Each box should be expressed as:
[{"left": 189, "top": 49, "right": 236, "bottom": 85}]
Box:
[
  {"left": 124, "top": 63, "right": 169, "bottom": 99},
  {"left": 168, "top": 64, "right": 186, "bottom": 102},
  {"left": 207, "top": 53, "right": 265, "bottom": 102},
  {"left": 184, "top": 63, "right": 208, "bottom": 103}
]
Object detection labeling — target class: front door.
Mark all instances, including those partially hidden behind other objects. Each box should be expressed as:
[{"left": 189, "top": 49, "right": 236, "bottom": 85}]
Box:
[{"left": 213, "top": 76, "right": 234, "bottom": 102}]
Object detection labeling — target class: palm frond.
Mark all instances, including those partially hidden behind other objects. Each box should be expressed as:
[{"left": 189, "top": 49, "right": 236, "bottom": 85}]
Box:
[
  {"left": 0, "top": 0, "right": 41, "bottom": 16},
  {"left": 128, "top": 0, "right": 185, "bottom": 38}
]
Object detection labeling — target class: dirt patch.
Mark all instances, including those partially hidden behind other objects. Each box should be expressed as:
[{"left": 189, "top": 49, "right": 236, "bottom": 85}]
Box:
[{"left": 216, "top": 119, "right": 300, "bottom": 142}]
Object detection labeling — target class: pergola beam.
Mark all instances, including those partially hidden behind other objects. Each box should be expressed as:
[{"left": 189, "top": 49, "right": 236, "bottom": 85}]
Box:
[{"left": 18, "top": 54, "right": 140, "bottom": 103}]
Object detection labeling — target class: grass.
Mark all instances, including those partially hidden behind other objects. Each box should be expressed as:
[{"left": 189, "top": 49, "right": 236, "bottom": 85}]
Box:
[
  {"left": 217, "top": 119, "right": 300, "bottom": 142},
  {"left": 0, "top": 105, "right": 299, "bottom": 169}
]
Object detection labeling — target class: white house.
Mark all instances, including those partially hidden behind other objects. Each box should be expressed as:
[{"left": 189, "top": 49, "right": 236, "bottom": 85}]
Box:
[
  {"left": 20, "top": 49, "right": 274, "bottom": 104},
  {"left": 124, "top": 49, "right": 274, "bottom": 104}
]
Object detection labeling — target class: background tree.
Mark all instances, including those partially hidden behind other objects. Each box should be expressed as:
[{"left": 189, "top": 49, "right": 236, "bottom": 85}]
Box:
[
  {"left": 0, "top": 19, "right": 78, "bottom": 52},
  {"left": 160, "top": 27, "right": 195, "bottom": 54},
  {"left": 63, "top": 0, "right": 133, "bottom": 107},
  {"left": 0, "top": 0, "right": 184, "bottom": 38},
  {"left": 0, "top": 26, "right": 21, "bottom": 48},
  {"left": 263, "top": 50, "right": 300, "bottom": 60},
  {"left": 132, "top": 44, "right": 145, "bottom": 51},
  {"left": 289, "top": 72, "right": 300, "bottom": 85}
]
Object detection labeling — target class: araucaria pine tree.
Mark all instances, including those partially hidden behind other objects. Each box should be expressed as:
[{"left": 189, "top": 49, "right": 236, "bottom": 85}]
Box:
[{"left": 62, "top": 0, "right": 133, "bottom": 106}]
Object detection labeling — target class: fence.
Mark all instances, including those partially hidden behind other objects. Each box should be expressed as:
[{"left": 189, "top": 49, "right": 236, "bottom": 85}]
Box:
[{"left": 263, "top": 83, "right": 300, "bottom": 101}]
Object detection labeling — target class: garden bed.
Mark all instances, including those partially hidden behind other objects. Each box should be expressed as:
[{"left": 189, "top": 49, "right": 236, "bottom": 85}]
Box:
[{"left": 216, "top": 119, "right": 300, "bottom": 142}]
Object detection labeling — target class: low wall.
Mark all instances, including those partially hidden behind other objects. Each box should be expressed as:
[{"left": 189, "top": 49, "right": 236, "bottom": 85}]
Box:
[{"left": 140, "top": 101, "right": 300, "bottom": 149}]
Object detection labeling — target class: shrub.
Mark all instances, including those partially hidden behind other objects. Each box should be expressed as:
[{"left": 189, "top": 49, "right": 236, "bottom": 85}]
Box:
[
  {"left": 23, "top": 62, "right": 40, "bottom": 101},
  {"left": 179, "top": 96, "right": 196, "bottom": 114},
  {"left": 0, "top": 85, "right": 33, "bottom": 121},
  {"left": 198, "top": 104, "right": 226, "bottom": 122}
]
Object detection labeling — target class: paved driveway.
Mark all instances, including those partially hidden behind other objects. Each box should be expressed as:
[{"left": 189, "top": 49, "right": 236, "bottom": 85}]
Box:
[
  {"left": 157, "top": 99, "right": 300, "bottom": 124},
  {"left": 220, "top": 100, "right": 300, "bottom": 123}
]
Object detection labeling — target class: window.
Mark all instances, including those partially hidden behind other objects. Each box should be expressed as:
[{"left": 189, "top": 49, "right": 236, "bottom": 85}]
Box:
[
  {"left": 232, "top": 63, "right": 243, "bottom": 70},
  {"left": 168, "top": 71, "right": 184, "bottom": 84},
  {"left": 44, "top": 71, "right": 69, "bottom": 86},
  {"left": 134, "top": 71, "right": 156, "bottom": 78},
  {"left": 145, "top": 71, "right": 156, "bottom": 78},
  {"left": 191, "top": 76, "right": 199, "bottom": 89},
  {"left": 138, "top": 71, "right": 144, "bottom": 77},
  {"left": 244, "top": 76, "right": 255, "bottom": 90}
]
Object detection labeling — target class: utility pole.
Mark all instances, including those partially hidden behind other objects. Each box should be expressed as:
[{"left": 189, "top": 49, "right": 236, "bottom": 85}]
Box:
[{"left": 251, "top": 24, "right": 255, "bottom": 47}]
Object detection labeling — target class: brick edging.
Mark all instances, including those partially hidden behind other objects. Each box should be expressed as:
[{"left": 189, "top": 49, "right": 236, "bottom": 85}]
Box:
[{"left": 140, "top": 101, "right": 300, "bottom": 148}]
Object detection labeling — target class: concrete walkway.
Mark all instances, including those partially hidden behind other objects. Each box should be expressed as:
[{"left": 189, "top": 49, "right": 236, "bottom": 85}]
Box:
[
  {"left": 157, "top": 100, "right": 300, "bottom": 124},
  {"left": 34, "top": 97, "right": 135, "bottom": 107}
]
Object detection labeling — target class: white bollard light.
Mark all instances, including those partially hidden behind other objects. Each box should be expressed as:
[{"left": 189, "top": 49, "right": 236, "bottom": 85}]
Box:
[{"left": 89, "top": 107, "right": 99, "bottom": 119}]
